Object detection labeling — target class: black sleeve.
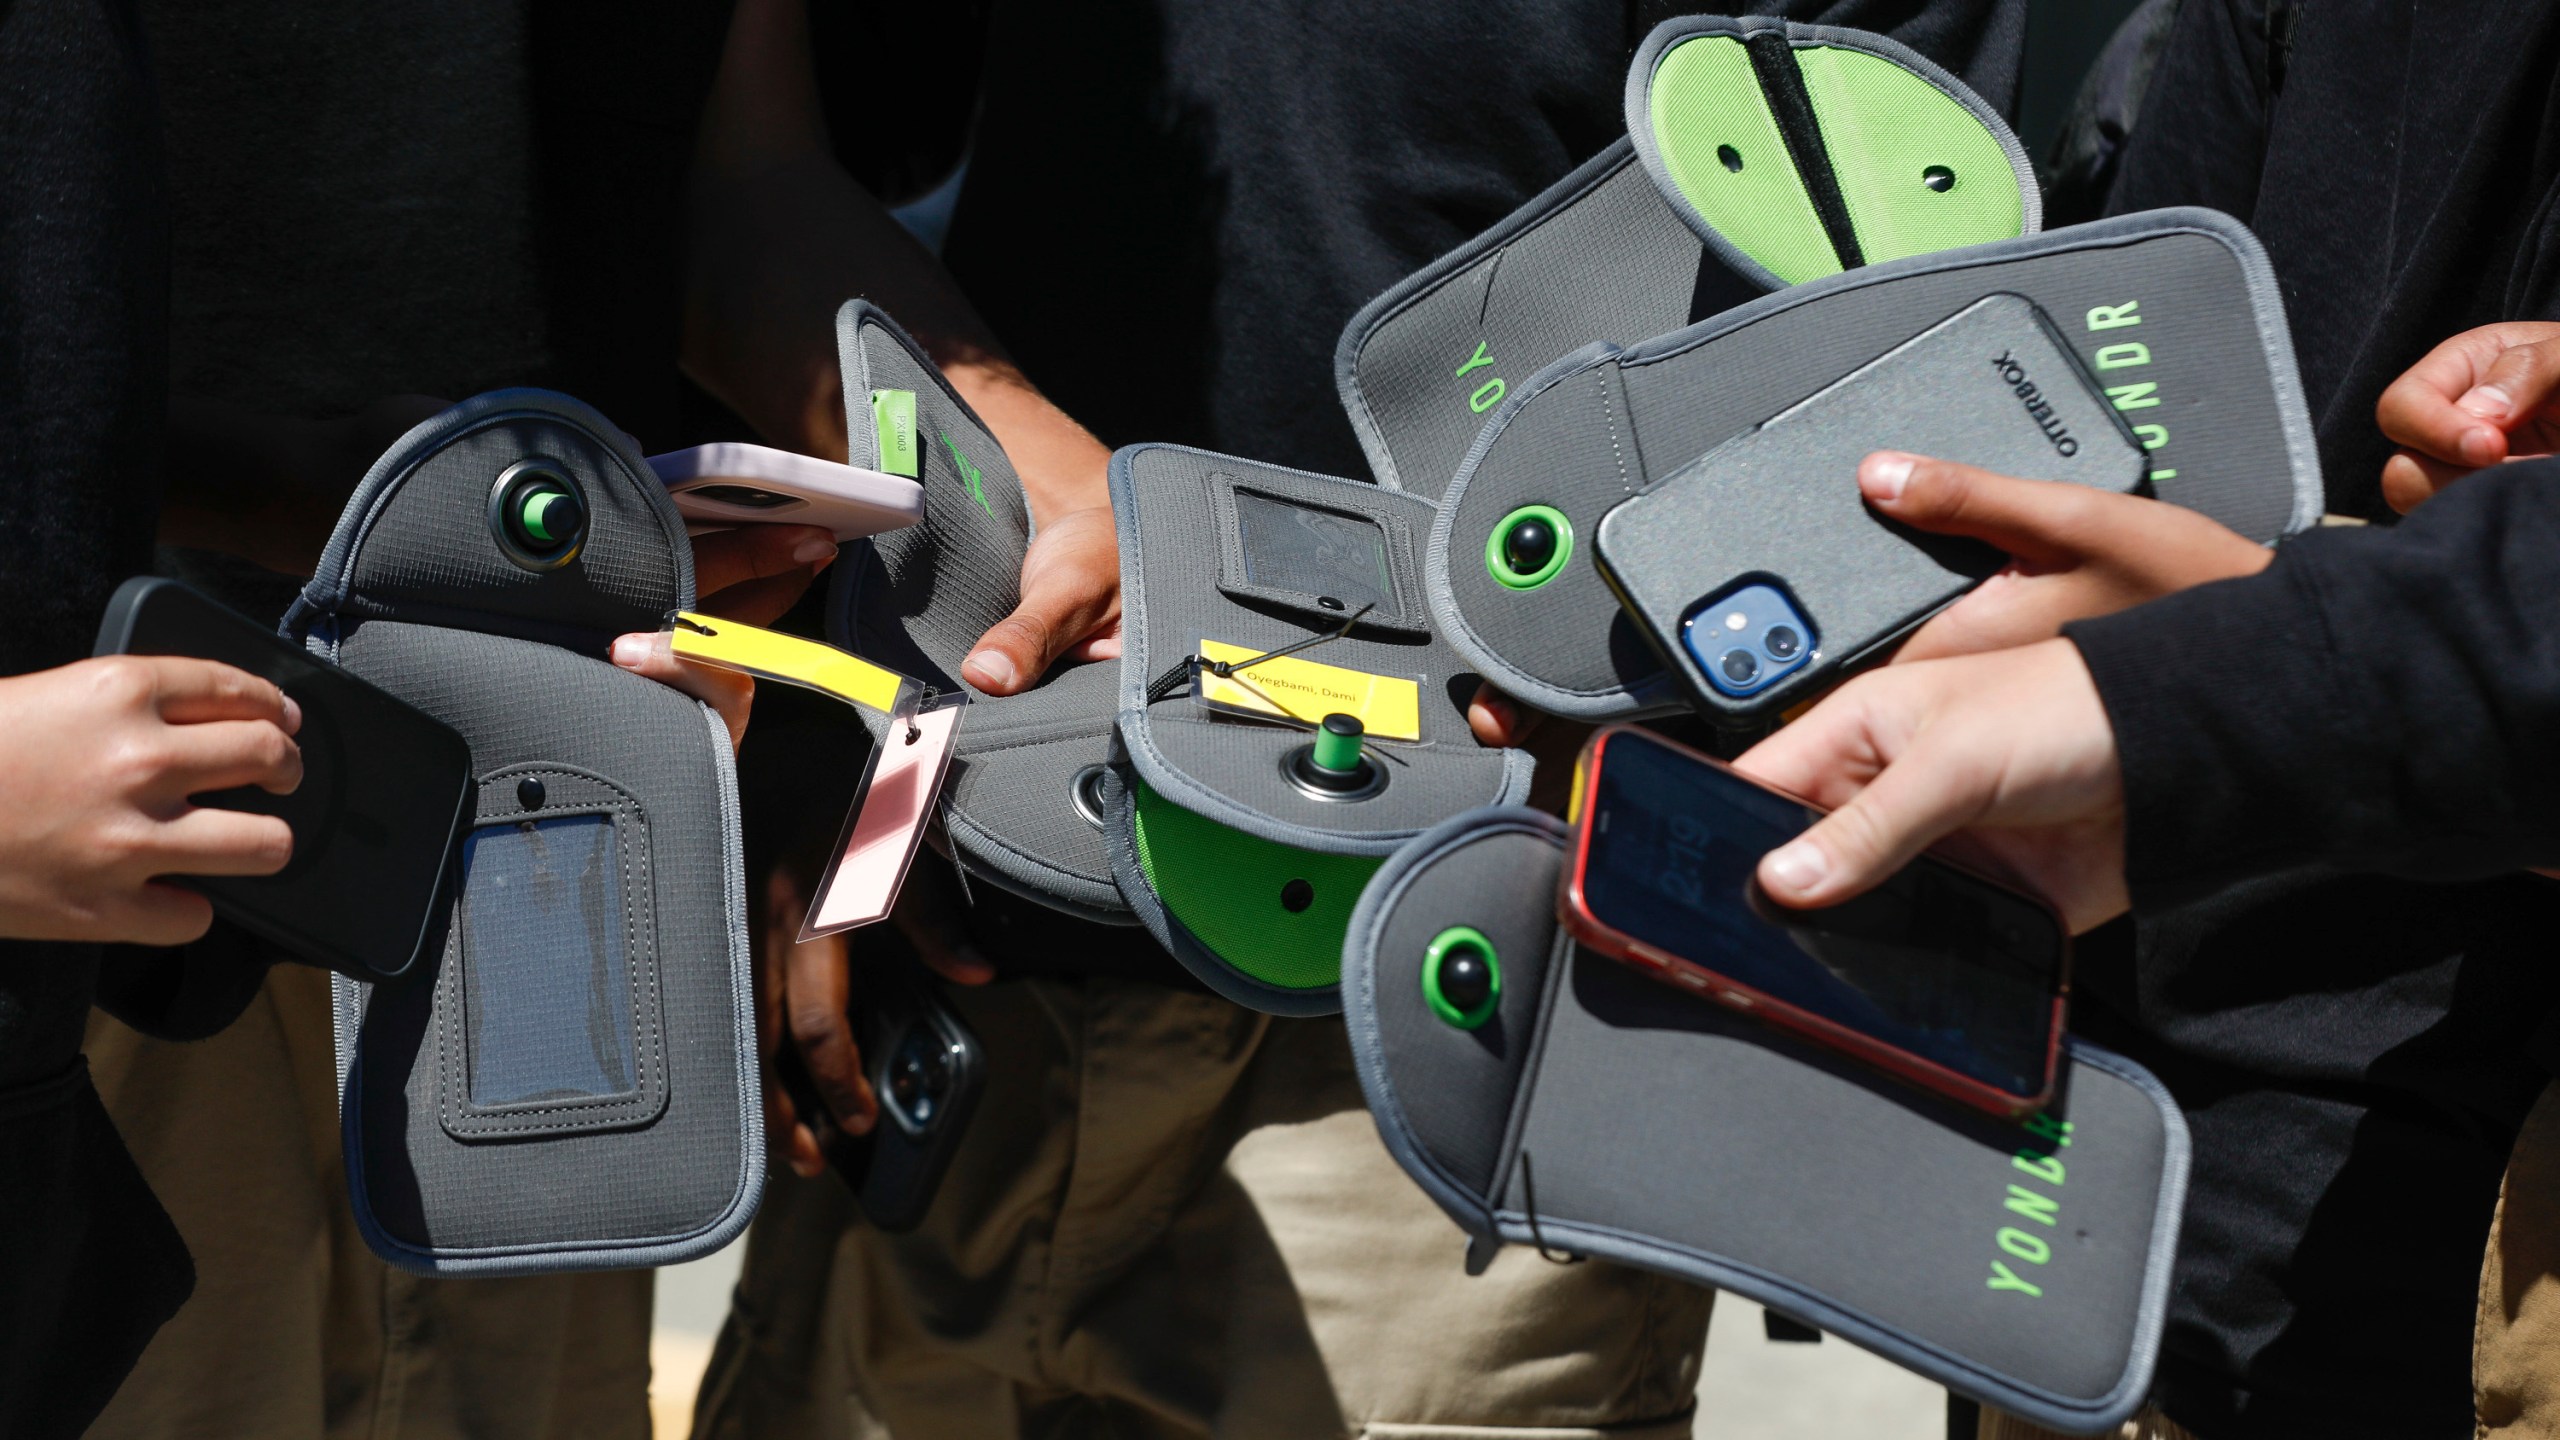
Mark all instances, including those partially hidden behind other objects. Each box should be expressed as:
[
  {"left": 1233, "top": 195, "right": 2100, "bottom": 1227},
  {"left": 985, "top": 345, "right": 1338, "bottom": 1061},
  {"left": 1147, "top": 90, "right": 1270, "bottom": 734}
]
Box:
[
  {"left": 2067, "top": 457, "right": 2560, "bottom": 908},
  {"left": 0, "top": 3, "right": 197, "bottom": 1437}
]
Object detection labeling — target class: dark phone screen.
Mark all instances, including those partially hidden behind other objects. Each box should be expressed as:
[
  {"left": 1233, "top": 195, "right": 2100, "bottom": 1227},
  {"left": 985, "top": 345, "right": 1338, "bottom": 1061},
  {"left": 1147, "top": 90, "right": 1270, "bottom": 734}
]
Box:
[{"left": 1582, "top": 731, "right": 2062, "bottom": 1097}]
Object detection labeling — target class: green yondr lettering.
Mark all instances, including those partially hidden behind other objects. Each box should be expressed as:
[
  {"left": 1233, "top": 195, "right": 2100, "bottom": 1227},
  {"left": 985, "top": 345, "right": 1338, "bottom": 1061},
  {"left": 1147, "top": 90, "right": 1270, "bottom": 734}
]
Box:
[
  {"left": 2012, "top": 1149, "right": 2065, "bottom": 1185},
  {"left": 1986, "top": 1260, "right": 2044, "bottom": 1298},
  {"left": 939, "top": 432, "right": 994, "bottom": 518},
  {"left": 2021, "top": 1112, "right": 2075, "bottom": 1147},
  {"left": 2004, "top": 1184, "right": 2060, "bottom": 1228}
]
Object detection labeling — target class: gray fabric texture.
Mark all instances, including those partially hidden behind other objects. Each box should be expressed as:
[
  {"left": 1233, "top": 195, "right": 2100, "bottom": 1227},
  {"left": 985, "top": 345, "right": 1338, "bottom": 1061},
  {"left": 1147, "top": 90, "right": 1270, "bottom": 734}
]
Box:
[
  {"left": 1335, "top": 140, "right": 1718, "bottom": 502},
  {"left": 1341, "top": 807, "right": 2189, "bottom": 1434},
  {"left": 1597, "top": 295, "right": 2147, "bottom": 722},
  {"left": 826, "top": 301, "right": 1126, "bottom": 917},
  {"left": 1110, "top": 444, "right": 1531, "bottom": 856},
  {"left": 297, "top": 390, "right": 761, "bottom": 1276},
  {"left": 1624, "top": 15, "right": 2041, "bottom": 290},
  {"left": 1428, "top": 209, "right": 2322, "bottom": 718}
]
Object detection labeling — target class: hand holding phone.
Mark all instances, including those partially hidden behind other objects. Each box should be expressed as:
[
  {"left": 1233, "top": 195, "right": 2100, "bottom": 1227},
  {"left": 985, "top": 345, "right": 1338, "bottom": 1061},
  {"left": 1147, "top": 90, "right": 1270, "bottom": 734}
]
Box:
[
  {"left": 94, "top": 577, "right": 475, "bottom": 977},
  {"left": 651, "top": 442, "right": 924, "bottom": 541},
  {"left": 1560, "top": 724, "right": 2068, "bottom": 1117},
  {"left": 0, "top": 653, "right": 301, "bottom": 946}
]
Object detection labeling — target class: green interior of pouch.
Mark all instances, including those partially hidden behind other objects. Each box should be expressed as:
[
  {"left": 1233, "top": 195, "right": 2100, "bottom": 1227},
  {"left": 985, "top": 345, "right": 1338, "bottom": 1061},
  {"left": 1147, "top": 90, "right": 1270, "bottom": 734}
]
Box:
[{"left": 1633, "top": 16, "right": 2036, "bottom": 288}]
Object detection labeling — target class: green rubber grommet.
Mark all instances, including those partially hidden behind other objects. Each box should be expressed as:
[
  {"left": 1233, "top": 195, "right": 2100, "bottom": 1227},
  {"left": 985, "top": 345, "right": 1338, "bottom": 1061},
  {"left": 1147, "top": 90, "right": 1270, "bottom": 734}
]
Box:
[
  {"left": 1421, "top": 926, "right": 1502, "bottom": 1029},
  {"left": 1485, "top": 505, "right": 1573, "bottom": 590}
]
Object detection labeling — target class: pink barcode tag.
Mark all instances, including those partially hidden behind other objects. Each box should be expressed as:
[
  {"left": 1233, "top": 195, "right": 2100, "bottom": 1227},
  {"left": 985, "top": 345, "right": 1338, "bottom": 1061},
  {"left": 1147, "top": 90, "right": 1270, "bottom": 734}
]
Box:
[{"left": 800, "top": 697, "right": 966, "bottom": 938}]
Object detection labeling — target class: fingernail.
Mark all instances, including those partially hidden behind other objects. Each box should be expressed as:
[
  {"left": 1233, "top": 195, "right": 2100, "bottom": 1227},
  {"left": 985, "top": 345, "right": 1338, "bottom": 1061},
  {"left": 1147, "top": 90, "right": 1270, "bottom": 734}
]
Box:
[
  {"left": 2463, "top": 426, "right": 2505, "bottom": 465},
  {"left": 610, "top": 634, "right": 649, "bottom": 668},
  {"left": 962, "top": 650, "right": 1017, "bottom": 691},
  {"left": 793, "top": 536, "right": 838, "bottom": 566},
  {"left": 2458, "top": 385, "right": 2512, "bottom": 420},
  {"left": 281, "top": 694, "right": 304, "bottom": 734},
  {"left": 1764, "top": 842, "right": 1829, "bottom": 895},
  {"left": 1861, "top": 452, "right": 1916, "bottom": 502}
]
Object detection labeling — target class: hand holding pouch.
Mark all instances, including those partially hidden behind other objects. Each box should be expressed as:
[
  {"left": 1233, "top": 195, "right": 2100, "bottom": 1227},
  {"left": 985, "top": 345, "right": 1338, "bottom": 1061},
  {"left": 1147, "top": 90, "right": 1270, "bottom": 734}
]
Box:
[
  {"left": 287, "top": 389, "right": 760, "bottom": 1276},
  {"left": 1341, "top": 809, "right": 2188, "bottom": 1433}
]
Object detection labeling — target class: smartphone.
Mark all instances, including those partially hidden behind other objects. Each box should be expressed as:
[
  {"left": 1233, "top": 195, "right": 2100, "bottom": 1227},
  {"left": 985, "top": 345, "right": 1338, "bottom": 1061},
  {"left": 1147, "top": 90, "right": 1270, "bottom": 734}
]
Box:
[
  {"left": 1594, "top": 293, "right": 2148, "bottom": 724},
  {"left": 777, "top": 954, "right": 985, "bottom": 1231},
  {"left": 649, "top": 442, "right": 925, "bottom": 540},
  {"left": 94, "top": 577, "right": 475, "bottom": 980},
  {"left": 1559, "top": 725, "right": 2067, "bottom": 1117}
]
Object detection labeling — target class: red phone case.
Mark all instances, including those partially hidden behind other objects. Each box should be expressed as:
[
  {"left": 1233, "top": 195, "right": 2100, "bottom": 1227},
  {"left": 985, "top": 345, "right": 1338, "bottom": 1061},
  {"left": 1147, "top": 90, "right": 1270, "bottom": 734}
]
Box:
[{"left": 1557, "top": 726, "right": 2067, "bottom": 1119}]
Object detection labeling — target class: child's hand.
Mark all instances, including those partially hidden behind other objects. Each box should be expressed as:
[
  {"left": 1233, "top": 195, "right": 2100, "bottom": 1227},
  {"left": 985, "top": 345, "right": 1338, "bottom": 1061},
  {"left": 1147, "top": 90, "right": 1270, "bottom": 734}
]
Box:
[
  {"left": 610, "top": 632, "right": 754, "bottom": 751},
  {"left": 0, "top": 656, "right": 303, "bottom": 945},
  {"left": 2377, "top": 321, "right": 2560, "bottom": 512}
]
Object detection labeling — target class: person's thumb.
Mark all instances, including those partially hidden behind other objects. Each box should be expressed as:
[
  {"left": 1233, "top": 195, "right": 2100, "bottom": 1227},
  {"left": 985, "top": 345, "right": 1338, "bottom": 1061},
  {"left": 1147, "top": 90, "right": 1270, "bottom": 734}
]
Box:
[
  {"left": 1859, "top": 452, "right": 2094, "bottom": 567},
  {"left": 1755, "top": 744, "right": 1983, "bottom": 910},
  {"left": 960, "top": 514, "right": 1121, "bottom": 697},
  {"left": 960, "top": 607, "right": 1054, "bottom": 696}
]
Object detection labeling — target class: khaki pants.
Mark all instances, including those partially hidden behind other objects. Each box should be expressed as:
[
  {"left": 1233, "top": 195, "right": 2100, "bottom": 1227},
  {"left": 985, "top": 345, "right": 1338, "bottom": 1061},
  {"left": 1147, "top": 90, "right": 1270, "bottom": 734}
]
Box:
[
  {"left": 692, "top": 976, "right": 1714, "bottom": 1440},
  {"left": 2477, "top": 1080, "right": 2560, "bottom": 1438},
  {"left": 80, "top": 962, "right": 654, "bottom": 1440}
]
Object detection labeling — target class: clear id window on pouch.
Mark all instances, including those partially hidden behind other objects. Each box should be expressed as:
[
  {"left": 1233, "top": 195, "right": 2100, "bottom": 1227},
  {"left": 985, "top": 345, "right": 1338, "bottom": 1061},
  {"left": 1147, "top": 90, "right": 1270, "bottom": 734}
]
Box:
[{"left": 459, "top": 815, "right": 639, "bottom": 1107}]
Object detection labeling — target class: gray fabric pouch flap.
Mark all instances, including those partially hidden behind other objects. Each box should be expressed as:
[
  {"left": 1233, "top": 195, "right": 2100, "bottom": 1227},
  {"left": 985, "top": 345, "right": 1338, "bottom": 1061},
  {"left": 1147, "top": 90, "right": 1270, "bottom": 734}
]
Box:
[
  {"left": 289, "top": 389, "right": 761, "bottom": 1276},
  {"left": 1428, "top": 208, "right": 2324, "bottom": 719},
  {"left": 1105, "top": 444, "right": 1534, "bottom": 1014},
  {"left": 825, "top": 300, "right": 1128, "bottom": 922},
  {"left": 1342, "top": 808, "right": 2188, "bottom": 1434},
  {"left": 1336, "top": 14, "right": 2038, "bottom": 507}
]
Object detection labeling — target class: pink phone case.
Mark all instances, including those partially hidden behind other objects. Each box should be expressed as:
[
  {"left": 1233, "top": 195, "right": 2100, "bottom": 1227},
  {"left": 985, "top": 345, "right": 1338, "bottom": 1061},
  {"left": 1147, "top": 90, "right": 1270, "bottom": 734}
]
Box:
[{"left": 802, "top": 699, "right": 965, "bottom": 937}]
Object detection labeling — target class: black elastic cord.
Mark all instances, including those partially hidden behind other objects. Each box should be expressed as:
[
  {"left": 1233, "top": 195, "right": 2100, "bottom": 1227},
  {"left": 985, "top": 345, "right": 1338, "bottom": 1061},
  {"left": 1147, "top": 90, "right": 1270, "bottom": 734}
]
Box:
[
  {"left": 1744, "top": 30, "right": 1864, "bottom": 272},
  {"left": 1141, "top": 602, "right": 1376, "bottom": 707},
  {"left": 1517, "top": 1151, "right": 1585, "bottom": 1265}
]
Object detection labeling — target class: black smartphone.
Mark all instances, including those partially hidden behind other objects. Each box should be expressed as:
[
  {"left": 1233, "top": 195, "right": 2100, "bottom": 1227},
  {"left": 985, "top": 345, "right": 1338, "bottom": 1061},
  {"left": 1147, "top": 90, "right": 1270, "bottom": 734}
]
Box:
[
  {"left": 93, "top": 577, "right": 475, "bottom": 979},
  {"left": 1594, "top": 293, "right": 2149, "bottom": 724},
  {"left": 1560, "top": 725, "right": 2068, "bottom": 1117},
  {"left": 779, "top": 955, "right": 985, "bottom": 1231}
]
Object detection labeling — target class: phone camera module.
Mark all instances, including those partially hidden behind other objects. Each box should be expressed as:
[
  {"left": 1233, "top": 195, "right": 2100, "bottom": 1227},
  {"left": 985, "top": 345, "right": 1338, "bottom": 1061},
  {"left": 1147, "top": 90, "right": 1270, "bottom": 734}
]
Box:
[
  {"left": 885, "top": 1028, "right": 953, "bottom": 1129},
  {"left": 1684, "top": 582, "right": 1817, "bottom": 701}
]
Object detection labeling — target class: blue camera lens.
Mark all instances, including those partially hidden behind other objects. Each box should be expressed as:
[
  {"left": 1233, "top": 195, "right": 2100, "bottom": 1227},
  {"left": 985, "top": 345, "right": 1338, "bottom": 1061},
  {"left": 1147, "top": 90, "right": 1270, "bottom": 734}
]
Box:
[{"left": 1684, "top": 582, "right": 1816, "bottom": 699}]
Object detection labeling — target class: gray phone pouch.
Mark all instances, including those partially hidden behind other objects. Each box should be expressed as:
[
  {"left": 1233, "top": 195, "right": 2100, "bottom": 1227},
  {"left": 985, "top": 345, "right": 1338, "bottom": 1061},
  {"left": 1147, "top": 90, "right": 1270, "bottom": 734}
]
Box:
[
  {"left": 1426, "top": 208, "right": 2325, "bottom": 719},
  {"left": 1337, "top": 14, "right": 2037, "bottom": 503},
  {"left": 1342, "top": 808, "right": 2188, "bottom": 1433},
  {"left": 825, "top": 301, "right": 1129, "bottom": 921},
  {"left": 287, "top": 390, "right": 762, "bottom": 1276},
  {"left": 1597, "top": 293, "right": 2148, "bottom": 723},
  {"left": 1106, "top": 448, "right": 1533, "bottom": 1014}
]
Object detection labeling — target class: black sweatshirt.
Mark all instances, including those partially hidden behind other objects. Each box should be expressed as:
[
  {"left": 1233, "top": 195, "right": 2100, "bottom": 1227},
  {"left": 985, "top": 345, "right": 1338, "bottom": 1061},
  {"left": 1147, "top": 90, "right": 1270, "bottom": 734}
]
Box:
[
  {"left": 2037, "top": 4, "right": 2560, "bottom": 1434},
  {"left": 0, "top": 0, "right": 196, "bottom": 1435},
  {"left": 2077, "top": 460, "right": 2560, "bottom": 911}
]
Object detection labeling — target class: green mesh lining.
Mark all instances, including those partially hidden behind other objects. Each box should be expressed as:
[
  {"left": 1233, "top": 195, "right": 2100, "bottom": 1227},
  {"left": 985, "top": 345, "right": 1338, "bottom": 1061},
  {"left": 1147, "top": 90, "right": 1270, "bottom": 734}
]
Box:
[
  {"left": 1648, "top": 36, "right": 1841, "bottom": 286},
  {"left": 1131, "top": 782, "right": 1382, "bottom": 991},
  {"left": 1796, "top": 46, "right": 2024, "bottom": 265}
]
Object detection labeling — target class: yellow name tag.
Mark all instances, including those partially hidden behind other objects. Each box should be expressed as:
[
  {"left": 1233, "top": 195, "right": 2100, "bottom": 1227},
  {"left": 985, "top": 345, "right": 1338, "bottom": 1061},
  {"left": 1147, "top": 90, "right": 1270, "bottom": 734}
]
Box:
[
  {"left": 671, "top": 612, "right": 913, "bottom": 716},
  {"left": 1194, "top": 638, "right": 1421, "bottom": 741}
]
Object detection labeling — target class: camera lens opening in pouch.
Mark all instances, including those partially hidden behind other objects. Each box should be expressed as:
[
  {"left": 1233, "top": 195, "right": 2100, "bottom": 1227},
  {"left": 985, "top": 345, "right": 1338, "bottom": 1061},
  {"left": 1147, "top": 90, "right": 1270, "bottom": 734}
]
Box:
[{"left": 458, "top": 814, "right": 639, "bottom": 1107}]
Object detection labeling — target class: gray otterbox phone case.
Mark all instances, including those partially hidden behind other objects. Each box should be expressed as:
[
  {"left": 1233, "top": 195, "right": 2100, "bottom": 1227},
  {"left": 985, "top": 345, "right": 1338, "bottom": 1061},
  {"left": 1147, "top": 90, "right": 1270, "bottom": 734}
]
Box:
[{"left": 1596, "top": 294, "right": 2145, "bottom": 723}]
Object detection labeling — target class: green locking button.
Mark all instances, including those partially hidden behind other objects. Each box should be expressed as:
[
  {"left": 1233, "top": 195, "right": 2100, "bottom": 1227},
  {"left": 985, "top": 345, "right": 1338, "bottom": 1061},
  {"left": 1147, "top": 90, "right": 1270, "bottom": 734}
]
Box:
[
  {"left": 1422, "top": 926, "right": 1502, "bottom": 1029},
  {"left": 1486, "top": 505, "right": 1572, "bottom": 590},
  {"left": 489, "top": 460, "right": 588, "bottom": 571}
]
